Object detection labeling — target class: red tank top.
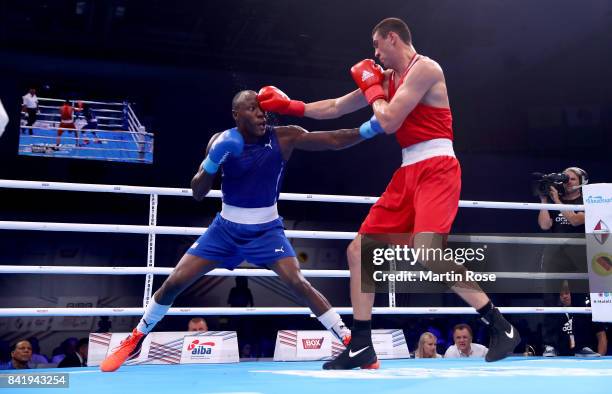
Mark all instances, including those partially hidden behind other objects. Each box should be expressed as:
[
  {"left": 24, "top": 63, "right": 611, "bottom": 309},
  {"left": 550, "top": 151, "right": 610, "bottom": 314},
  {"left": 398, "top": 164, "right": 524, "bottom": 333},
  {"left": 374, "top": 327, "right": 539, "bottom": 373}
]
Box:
[
  {"left": 388, "top": 57, "right": 453, "bottom": 148},
  {"left": 60, "top": 105, "right": 73, "bottom": 122}
]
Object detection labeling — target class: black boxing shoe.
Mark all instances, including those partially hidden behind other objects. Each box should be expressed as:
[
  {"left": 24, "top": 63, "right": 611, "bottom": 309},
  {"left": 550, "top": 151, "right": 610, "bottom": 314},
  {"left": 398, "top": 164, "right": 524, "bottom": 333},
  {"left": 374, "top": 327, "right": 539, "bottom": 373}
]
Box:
[
  {"left": 322, "top": 336, "right": 379, "bottom": 370},
  {"left": 481, "top": 307, "right": 521, "bottom": 362}
]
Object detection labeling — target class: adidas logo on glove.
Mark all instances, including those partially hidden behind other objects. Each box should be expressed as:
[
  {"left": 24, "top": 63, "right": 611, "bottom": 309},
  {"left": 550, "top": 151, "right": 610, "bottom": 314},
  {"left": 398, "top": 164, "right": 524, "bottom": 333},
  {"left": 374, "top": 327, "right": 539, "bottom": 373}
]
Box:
[{"left": 361, "top": 70, "right": 375, "bottom": 82}]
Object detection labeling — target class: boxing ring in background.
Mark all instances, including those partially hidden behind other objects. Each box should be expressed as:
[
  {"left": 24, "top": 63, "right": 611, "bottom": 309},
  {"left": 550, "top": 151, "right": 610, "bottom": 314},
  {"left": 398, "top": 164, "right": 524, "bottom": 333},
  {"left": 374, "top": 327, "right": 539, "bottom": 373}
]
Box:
[
  {"left": 1, "top": 179, "right": 610, "bottom": 394},
  {"left": 33, "top": 98, "right": 127, "bottom": 129},
  {"left": 18, "top": 98, "right": 154, "bottom": 163}
]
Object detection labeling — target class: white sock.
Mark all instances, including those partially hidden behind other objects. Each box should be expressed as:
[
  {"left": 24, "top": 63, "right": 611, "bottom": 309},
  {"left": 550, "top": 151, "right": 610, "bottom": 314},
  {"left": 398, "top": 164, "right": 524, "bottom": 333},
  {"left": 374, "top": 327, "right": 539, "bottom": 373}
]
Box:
[
  {"left": 136, "top": 297, "right": 171, "bottom": 334},
  {"left": 317, "top": 309, "right": 351, "bottom": 341}
]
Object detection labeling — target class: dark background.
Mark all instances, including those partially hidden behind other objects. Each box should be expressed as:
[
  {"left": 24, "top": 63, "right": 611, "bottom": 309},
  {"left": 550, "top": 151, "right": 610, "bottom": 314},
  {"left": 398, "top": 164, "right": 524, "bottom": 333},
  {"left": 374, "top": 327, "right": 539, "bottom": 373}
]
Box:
[
  {"left": 0, "top": 0, "right": 610, "bottom": 229},
  {"left": 0, "top": 0, "right": 610, "bottom": 357}
]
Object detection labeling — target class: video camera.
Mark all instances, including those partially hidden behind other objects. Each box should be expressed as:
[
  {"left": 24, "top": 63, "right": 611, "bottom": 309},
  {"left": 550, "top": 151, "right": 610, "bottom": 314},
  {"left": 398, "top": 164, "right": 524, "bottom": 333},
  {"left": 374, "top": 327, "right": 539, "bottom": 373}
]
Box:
[{"left": 531, "top": 172, "right": 568, "bottom": 197}]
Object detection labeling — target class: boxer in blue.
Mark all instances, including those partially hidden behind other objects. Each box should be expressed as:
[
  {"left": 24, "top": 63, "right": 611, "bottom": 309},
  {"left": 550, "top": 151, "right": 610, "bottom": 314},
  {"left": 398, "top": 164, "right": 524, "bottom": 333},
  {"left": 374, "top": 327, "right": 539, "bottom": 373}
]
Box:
[{"left": 100, "top": 90, "right": 366, "bottom": 372}]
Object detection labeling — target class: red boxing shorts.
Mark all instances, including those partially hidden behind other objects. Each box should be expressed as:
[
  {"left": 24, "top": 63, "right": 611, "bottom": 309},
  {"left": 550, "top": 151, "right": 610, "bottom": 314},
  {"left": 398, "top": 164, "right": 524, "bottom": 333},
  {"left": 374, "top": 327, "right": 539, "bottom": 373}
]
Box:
[
  {"left": 58, "top": 122, "right": 76, "bottom": 133},
  {"left": 359, "top": 155, "right": 461, "bottom": 234}
]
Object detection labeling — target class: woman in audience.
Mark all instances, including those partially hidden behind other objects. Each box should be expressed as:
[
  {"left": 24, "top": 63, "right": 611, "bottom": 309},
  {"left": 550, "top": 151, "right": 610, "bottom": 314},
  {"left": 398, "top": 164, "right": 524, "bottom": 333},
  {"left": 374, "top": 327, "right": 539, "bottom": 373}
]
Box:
[{"left": 415, "top": 332, "right": 443, "bottom": 358}]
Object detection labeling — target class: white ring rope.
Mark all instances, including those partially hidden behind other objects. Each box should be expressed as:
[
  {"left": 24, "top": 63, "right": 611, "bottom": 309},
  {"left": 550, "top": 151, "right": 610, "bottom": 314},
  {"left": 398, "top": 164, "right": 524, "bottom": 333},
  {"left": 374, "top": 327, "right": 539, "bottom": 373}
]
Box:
[
  {"left": 20, "top": 126, "right": 154, "bottom": 137},
  {"left": 38, "top": 97, "right": 125, "bottom": 106},
  {"left": 37, "top": 105, "right": 123, "bottom": 114},
  {"left": 0, "top": 179, "right": 584, "bottom": 210},
  {"left": 0, "top": 221, "right": 586, "bottom": 245},
  {"left": 26, "top": 135, "right": 153, "bottom": 145},
  {"left": 33, "top": 112, "right": 123, "bottom": 122},
  {"left": 127, "top": 104, "right": 143, "bottom": 129},
  {"left": 0, "top": 307, "right": 591, "bottom": 317},
  {"left": 0, "top": 265, "right": 588, "bottom": 280},
  {"left": 19, "top": 145, "right": 151, "bottom": 154},
  {"left": 15, "top": 155, "right": 150, "bottom": 163},
  {"left": 0, "top": 221, "right": 354, "bottom": 239}
]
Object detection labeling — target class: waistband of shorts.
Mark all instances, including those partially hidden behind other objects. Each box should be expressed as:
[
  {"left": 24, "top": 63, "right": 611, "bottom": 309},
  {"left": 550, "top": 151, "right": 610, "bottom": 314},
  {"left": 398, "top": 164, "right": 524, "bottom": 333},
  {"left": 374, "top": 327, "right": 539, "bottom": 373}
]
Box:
[
  {"left": 401, "top": 138, "right": 455, "bottom": 166},
  {"left": 220, "top": 202, "right": 279, "bottom": 224}
]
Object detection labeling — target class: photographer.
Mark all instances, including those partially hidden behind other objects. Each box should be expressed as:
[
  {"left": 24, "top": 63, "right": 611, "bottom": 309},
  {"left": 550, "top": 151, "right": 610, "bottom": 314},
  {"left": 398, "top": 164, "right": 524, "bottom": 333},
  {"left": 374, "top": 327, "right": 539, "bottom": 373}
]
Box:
[
  {"left": 536, "top": 167, "right": 588, "bottom": 356},
  {"left": 537, "top": 167, "right": 586, "bottom": 233}
]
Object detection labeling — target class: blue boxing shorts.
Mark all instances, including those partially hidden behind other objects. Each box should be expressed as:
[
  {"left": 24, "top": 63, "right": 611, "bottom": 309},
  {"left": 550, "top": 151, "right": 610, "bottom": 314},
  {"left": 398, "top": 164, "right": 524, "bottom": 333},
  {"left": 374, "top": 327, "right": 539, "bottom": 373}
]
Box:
[{"left": 186, "top": 213, "right": 296, "bottom": 269}]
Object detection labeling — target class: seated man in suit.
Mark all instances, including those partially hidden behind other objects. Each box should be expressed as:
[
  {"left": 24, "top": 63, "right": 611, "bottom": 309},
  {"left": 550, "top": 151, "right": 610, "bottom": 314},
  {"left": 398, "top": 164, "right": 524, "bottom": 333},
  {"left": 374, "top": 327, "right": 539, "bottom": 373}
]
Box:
[{"left": 58, "top": 338, "right": 88, "bottom": 368}]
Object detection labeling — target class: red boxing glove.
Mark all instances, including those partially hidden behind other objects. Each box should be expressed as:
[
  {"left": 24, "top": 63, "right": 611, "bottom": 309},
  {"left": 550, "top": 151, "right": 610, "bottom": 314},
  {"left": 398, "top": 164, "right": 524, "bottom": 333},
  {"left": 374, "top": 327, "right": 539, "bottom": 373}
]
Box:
[
  {"left": 257, "top": 86, "right": 305, "bottom": 117},
  {"left": 350, "top": 59, "right": 385, "bottom": 105}
]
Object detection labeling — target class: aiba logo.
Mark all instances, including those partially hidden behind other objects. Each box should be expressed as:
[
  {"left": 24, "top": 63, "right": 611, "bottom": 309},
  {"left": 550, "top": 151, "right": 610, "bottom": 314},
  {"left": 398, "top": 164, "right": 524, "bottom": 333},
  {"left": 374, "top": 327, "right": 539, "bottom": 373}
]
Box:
[
  {"left": 593, "top": 220, "right": 610, "bottom": 245},
  {"left": 187, "top": 339, "right": 216, "bottom": 355},
  {"left": 301, "top": 337, "right": 324, "bottom": 350}
]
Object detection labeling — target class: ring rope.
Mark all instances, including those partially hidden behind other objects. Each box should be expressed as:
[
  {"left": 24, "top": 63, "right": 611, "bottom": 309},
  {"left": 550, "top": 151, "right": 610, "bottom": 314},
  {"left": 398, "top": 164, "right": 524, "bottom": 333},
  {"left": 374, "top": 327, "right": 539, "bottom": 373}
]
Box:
[
  {"left": 20, "top": 126, "right": 154, "bottom": 137},
  {"left": 20, "top": 145, "right": 152, "bottom": 154},
  {"left": 25, "top": 135, "right": 153, "bottom": 145},
  {"left": 0, "top": 221, "right": 586, "bottom": 245},
  {"left": 0, "top": 265, "right": 588, "bottom": 280},
  {"left": 0, "top": 179, "right": 584, "bottom": 210},
  {"left": 15, "top": 155, "right": 150, "bottom": 163},
  {"left": 36, "top": 105, "right": 123, "bottom": 114},
  {"left": 0, "top": 307, "right": 592, "bottom": 317},
  {"left": 33, "top": 113, "right": 123, "bottom": 122},
  {"left": 37, "top": 97, "right": 125, "bottom": 106}
]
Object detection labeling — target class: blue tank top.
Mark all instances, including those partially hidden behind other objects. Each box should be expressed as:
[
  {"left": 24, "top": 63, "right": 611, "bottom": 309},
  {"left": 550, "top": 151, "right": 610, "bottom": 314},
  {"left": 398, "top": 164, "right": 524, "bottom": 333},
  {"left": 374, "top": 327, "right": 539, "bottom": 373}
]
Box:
[{"left": 221, "top": 126, "right": 286, "bottom": 208}]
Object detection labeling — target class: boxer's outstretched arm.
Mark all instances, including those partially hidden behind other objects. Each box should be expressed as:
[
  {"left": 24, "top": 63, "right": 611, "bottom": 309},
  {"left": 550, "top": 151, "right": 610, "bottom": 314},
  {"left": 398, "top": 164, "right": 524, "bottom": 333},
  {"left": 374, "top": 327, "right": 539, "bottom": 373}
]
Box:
[
  {"left": 191, "top": 133, "right": 222, "bottom": 201},
  {"left": 278, "top": 125, "right": 363, "bottom": 154},
  {"left": 304, "top": 89, "right": 368, "bottom": 119}
]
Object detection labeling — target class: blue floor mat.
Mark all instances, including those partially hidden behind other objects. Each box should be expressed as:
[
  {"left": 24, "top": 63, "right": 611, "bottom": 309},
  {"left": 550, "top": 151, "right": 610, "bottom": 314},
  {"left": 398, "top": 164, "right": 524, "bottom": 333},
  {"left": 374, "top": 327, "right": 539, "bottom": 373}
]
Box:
[{"left": 5, "top": 357, "right": 612, "bottom": 394}]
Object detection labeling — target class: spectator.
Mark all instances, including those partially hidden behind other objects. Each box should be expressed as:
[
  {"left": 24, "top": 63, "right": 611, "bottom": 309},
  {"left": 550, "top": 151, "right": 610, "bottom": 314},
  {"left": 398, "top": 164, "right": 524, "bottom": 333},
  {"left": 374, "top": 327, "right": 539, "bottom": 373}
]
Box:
[
  {"left": 543, "top": 281, "right": 605, "bottom": 357},
  {"left": 51, "top": 337, "right": 78, "bottom": 364},
  {"left": 415, "top": 332, "right": 442, "bottom": 358},
  {"left": 21, "top": 88, "right": 38, "bottom": 133},
  {"left": 58, "top": 338, "right": 88, "bottom": 368},
  {"left": 444, "top": 324, "right": 488, "bottom": 358},
  {"left": 187, "top": 317, "right": 208, "bottom": 332},
  {"left": 228, "top": 277, "right": 254, "bottom": 307},
  {"left": 421, "top": 319, "right": 449, "bottom": 350},
  {"left": 0, "top": 340, "right": 32, "bottom": 370}
]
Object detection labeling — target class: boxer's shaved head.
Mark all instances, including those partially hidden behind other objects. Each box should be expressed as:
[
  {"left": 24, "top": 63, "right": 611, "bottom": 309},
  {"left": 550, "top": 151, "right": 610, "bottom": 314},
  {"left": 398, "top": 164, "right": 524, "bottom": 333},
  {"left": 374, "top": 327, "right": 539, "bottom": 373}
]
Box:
[{"left": 232, "top": 90, "right": 257, "bottom": 110}]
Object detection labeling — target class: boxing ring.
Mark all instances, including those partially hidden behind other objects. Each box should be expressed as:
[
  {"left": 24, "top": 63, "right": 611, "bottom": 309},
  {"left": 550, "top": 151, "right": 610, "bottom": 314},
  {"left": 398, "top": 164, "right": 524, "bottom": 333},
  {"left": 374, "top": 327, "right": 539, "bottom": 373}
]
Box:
[
  {"left": 0, "top": 179, "right": 610, "bottom": 393},
  {"left": 18, "top": 98, "right": 154, "bottom": 163}
]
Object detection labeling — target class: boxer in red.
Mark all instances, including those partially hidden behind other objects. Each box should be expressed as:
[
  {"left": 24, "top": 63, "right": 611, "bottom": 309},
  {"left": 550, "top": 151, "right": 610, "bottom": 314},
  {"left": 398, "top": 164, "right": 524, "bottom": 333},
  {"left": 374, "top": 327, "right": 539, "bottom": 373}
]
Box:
[
  {"left": 56, "top": 100, "right": 79, "bottom": 147},
  {"left": 258, "top": 17, "right": 520, "bottom": 369}
]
